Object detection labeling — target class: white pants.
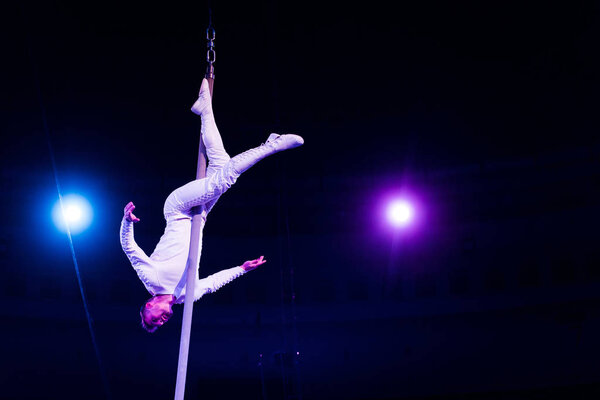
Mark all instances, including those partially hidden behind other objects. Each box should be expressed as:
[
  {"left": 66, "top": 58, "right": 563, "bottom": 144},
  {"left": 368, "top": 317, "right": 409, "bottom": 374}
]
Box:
[{"left": 163, "top": 114, "right": 238, "bottom": 219}]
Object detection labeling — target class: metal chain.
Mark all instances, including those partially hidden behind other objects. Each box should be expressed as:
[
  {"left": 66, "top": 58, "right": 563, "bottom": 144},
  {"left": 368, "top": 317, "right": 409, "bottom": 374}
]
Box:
[{"left": 206, "top": 26, "right": 216, "bottom": 64}]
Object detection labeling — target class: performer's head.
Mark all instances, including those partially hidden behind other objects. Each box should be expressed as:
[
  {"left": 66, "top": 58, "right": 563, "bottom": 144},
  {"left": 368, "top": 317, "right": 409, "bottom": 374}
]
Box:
[{"left": 140, "top": 295, "right": 174, "bottom": 333}]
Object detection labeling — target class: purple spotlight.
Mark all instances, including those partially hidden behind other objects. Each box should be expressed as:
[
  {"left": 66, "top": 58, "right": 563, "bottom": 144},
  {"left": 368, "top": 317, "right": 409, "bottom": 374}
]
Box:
[{"left": 387, "top": 200, "right": 413, "bottom": 227}]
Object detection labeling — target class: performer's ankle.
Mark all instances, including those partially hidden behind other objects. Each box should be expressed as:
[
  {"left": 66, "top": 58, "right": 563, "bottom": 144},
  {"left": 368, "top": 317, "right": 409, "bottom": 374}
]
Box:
[
  {"left": 200, "top": 109, "right": 215, "bottom": 122},
  {"left": 191, "top": 100, "right": 212, "bottom": 117}
]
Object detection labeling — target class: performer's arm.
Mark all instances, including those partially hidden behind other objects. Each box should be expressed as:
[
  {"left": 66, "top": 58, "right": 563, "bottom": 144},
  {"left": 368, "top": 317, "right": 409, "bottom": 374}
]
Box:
[
  {"left": 120, "top": 202, "right": 153, "bottom": 272},
  {"left": 194, "top": 256, "right": 266, "bottom": 300}
]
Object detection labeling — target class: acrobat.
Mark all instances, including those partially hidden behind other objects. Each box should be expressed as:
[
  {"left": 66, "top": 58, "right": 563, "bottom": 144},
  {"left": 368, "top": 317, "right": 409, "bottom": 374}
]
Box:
[{"left": 120, "top": 78, "right": 303, "bottom": 332}]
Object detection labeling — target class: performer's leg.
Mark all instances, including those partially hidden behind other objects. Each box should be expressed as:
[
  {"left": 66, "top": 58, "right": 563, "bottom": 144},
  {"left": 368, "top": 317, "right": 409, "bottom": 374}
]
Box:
[
  {"left": 192, "top": 79, "right": 230, "bottom": 177},
  {"left": 164, "top": 133, "right": 303, "bottom": 216},
  {"left": 228, "top": 133, "right": 304, "bottom": 176},
  {"left": 164, "top": 80, "right": 304, "bottom": 217},
  {"left": 163, "top": 172, "right": 236, "bottom": 217},
  {"left": 192, "top": 78, "right": 304, "bottom": 178}
]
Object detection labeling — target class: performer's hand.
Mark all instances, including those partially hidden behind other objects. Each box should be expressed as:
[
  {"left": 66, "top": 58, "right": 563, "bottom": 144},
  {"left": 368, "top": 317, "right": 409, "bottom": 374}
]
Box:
[
  {"left": 241, "top": 256, "right": 266, "bottom": 272},
  {"left": 124, "top": 201, "right": 140, "bottom": 223}
]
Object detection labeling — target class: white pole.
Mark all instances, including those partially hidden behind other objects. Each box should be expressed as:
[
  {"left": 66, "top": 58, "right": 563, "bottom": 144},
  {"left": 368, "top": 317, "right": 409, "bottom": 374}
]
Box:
[{"left": 174, "top": 78, "right": 213, "bottom": 400}]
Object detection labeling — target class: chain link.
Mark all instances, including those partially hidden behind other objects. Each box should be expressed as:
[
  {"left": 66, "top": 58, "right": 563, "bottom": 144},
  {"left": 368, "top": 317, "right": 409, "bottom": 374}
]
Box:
[
  {"left": 206, "top": 26, "right": 215, "bottom": 41},
  {"left": 206, "top": 27, "right": 215, "bottom": 64}
]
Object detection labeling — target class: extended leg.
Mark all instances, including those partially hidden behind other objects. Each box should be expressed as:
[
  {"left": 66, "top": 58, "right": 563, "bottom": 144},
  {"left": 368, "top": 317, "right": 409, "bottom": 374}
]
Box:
[
  {"left": 228, "top": 133, "right": 304, "bottom": 175},
  {"left": 164, "top": 132, "right": 303, "bottom": 217},
  {"left": 192, "top": 79, "right": 230, "bottom": 177}
]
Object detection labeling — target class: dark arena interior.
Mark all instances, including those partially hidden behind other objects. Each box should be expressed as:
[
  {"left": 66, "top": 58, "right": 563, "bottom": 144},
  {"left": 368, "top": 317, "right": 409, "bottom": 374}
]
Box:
[{"left": 2, "top": 1, "right": 600, "bottom": 399}]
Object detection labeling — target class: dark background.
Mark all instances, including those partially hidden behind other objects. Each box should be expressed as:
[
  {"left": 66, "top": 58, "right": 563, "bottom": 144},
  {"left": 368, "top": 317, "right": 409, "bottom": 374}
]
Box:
[{"left": 2, "top": 1, "right": 600, "bottom": 399}]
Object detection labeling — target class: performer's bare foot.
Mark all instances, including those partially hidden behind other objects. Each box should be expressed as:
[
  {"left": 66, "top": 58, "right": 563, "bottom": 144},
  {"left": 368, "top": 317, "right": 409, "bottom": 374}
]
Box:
[{"left": 191, "top": 78, "right": 212, "bottom": 116}]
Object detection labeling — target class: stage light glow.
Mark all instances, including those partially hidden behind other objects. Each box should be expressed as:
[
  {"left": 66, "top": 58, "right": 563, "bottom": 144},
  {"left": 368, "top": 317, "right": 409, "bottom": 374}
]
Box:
[
  {"left": 52, "top": 194, "right": 93, "bottom": 234},
  {"left": 387, "top": 200, "right": 413, "bottom": 227}
]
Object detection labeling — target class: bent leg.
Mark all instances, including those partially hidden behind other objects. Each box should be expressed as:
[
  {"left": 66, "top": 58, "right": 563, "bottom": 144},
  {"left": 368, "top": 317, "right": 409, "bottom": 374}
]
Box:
[
  {"left": 191, "top": 79, "right": 303, "bottom": 179},
  {"left": 177, "top": 78, "right": 304, "bottom": 217}
]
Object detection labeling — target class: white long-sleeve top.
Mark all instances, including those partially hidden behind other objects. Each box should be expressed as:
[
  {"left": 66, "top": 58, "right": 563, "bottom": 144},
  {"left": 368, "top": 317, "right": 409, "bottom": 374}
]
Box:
[{"left": 120, "top": 216, "right": 245, "bottom": 303}]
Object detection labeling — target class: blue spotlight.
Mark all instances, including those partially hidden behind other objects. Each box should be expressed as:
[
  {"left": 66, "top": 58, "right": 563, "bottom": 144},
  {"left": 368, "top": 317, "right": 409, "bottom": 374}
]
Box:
[{"left": 52, "top": 194, "right": 93, "bottom": 234}]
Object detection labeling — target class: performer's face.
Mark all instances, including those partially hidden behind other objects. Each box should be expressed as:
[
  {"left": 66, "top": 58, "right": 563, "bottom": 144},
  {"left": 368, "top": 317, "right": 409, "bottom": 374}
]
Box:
[{"left": 144, "top": 300, "right": 173, "bottom": 328}]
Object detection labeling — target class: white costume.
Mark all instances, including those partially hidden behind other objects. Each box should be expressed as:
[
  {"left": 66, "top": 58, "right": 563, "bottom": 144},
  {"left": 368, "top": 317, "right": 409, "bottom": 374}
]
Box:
[
  {"left": 120, "top": 219, "right": 246, "bottom": 303},
  {"left": 120, "top": 80, "right": 303, "bottom": 303}
]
